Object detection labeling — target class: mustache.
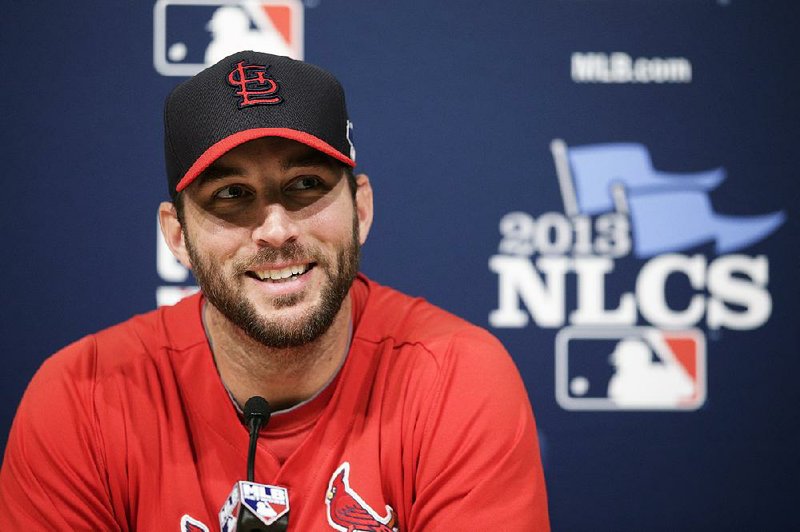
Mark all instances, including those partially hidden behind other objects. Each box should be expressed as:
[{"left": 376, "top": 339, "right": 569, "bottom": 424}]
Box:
[{"left": 236, "top": 241, "right": 325, "bottom": 271}]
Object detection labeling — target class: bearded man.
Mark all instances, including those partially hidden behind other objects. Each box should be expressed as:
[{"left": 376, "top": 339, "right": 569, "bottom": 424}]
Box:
[{"left": 0, "top": 51, "right": 549, "bottom": 531}]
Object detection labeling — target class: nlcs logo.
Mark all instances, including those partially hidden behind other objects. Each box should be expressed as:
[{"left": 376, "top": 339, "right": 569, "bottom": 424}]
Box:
[
  {"left": 490, "top": 139, "right": 785, "bottom": 411},
  {"left": 154, "top": 0, "right": 304, "bottom": 77}
]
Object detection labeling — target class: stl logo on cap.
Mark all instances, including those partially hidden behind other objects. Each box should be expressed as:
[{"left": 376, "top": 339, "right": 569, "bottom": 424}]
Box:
[{"left": 227, "top": 61, "right": 282, "bottom": 107}]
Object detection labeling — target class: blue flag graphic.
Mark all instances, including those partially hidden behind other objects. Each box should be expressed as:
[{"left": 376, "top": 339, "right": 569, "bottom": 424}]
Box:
[
  {"left": 627, "top": 189, "right": 786, "bottom": 257},
  {"left": 555, "top": 141, "right": 785, "bottom": 257}
]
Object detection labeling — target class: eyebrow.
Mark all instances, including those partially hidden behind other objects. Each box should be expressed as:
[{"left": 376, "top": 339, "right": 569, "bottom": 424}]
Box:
[
  {"left": 194, "top": 149, "right": 339, "bottom": 186},
  {"left": 280, "top": 151, "right": 338, "bottom": 172},
  {"left": 195, "top": 164, "right": 244, "bottom": 185}
]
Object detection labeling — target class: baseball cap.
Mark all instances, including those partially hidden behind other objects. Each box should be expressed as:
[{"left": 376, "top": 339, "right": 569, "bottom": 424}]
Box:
[{"left": 163, "top": 50, "right": 356, "bottom": 199}]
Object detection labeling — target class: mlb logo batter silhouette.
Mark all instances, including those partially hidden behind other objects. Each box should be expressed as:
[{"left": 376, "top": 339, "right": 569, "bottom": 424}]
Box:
[
  {"left": 556, "top": 327, "right": 706, "bottom": 411},
  {"left": 154, "top": 0, "right": 304, "bottom": 76}
]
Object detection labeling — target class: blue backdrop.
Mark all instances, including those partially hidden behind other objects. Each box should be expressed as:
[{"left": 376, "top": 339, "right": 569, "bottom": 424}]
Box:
[{"left": 1, "top": 1, "right": 798, "bottom": 529}]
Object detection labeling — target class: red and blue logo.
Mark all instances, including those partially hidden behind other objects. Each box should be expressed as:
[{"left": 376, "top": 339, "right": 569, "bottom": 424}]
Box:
[
  {"left": 556, "top": 327, "right": 706, "bottom": 411},
  {"left": 154, "top": 0, "right": 304, "bottom": 77}
]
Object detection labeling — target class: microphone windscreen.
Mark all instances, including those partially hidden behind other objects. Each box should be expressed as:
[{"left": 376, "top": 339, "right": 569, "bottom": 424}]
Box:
[{"left": 244, "top": 396, "right": 271, "bottom": 425}]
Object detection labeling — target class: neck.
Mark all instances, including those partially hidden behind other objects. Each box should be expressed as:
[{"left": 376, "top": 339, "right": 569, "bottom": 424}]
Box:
[{"left": 203, "top": 297, "right": 352, "bottom": 411}]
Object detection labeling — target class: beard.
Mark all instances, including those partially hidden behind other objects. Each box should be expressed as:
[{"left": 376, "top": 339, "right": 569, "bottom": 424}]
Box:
[{"left": 185, "top": 218, "right": 360, "bottom": 349}]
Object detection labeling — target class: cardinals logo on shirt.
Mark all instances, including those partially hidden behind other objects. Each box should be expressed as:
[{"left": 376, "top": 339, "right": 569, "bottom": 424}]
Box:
[
  {"left": 180, "top": 514, "right": 210, "bottom": 532},
  {"left": 326, "top": 462, "right": 398, "bottom": 532}
]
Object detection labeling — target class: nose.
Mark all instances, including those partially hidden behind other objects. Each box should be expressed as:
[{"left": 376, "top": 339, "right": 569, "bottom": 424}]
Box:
[{"left": 251, "top": 203, "right": 300, "bottom": 248}]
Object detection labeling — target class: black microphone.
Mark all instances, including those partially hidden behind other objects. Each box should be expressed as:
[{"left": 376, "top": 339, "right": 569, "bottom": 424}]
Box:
[
  {"left": 219, "top": 396, "right": 290, "bottom": 532},
  {"left": 244, "top": 396, "right": 271, "bottom": 482}
]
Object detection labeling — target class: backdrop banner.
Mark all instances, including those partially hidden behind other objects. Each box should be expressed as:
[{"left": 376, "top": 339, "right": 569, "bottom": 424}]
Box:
[{"left": 1, "top": 1, "right": 797, "bottom": 529}]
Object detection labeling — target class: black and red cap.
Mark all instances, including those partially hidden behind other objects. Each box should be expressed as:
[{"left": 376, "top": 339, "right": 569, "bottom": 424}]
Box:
[{"left": 164, "top": 50, "right": 356, "bottom": 199}]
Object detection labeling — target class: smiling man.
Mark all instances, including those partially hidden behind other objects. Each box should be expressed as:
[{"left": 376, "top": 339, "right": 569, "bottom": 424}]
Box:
[
  {"left": 0, "top": 51, "right": 549, "bottom": 530},
  {"left": 166, "top": 137, "right": 367, "bottom": 410}
]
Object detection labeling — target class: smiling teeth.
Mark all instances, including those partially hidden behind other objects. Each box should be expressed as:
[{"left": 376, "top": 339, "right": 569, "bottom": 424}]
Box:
[{"left": 254, "top": 264, "right": 310, "bottom": 281}]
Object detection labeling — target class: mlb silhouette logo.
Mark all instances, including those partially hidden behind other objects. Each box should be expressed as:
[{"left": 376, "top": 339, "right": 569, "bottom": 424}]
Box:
[
  {"left": 153, "top": 0, "right": 304, "bottom": 76},
  {"left": 555, "top": 326, "right": 706, "bottom": 411}
]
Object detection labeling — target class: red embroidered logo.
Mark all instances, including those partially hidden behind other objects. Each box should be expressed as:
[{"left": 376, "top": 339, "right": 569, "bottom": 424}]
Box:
[
  {"left": 227, "top": 61, "right": 282, "bottom": 108},
  {"left": 325, "top": 462, "right": 398, "bottom": 532}
]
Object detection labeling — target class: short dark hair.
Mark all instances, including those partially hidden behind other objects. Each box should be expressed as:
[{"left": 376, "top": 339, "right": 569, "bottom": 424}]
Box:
[
  {"left": 343, "top": 164, "right": 357, "bottom": 197},
  {"left": 173, "top": 163, "right": 357, "bottom": 225}
]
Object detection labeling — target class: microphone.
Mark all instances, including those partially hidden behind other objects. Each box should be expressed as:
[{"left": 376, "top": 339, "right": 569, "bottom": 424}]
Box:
[
  {"left": 244, "top": 396, "right": 271, "bottom": 482},
  {"left": 219, "top": 396, "right": 290, "bottom": 532}
]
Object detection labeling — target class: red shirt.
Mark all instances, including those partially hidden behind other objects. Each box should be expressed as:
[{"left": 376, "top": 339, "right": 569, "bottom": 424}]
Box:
[{"left": 0, "top": 275, "right": 549, "bottom": 530}]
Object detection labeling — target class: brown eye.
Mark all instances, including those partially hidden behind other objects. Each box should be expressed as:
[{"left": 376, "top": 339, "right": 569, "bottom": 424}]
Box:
[
  {"left": 214, "top": 185, "right": 248, "bottom": 199},
  {"left": 287, "top": 176, "right": 323, "bottom": 191}
]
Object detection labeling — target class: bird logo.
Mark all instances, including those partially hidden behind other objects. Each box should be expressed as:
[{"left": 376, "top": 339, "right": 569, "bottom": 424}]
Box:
[
  {"left": 180, "top": 514, "right": 210, "bottom": 532},
  {"left": 325, "top": 462, "right": 398, "bottom": 532}
]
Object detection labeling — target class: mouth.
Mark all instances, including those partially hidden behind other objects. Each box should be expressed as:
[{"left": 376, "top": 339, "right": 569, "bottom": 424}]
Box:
[{"left": 246, "top": 263, "right": 316, "bottom": 283}]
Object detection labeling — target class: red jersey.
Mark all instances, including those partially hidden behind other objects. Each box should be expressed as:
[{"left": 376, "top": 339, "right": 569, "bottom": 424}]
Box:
[{"left": 0, "top": 275, "right": 549, "bottom": 530}]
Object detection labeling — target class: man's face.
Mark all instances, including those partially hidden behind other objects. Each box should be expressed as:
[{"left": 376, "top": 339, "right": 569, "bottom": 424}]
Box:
[{"left": 176, "top": 137, "right": 367, "bottom": 348}]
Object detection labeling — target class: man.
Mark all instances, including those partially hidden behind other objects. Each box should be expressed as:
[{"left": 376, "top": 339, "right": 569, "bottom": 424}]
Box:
[{"left": 0, "top": 51, "right": 549, "bottom": 530}]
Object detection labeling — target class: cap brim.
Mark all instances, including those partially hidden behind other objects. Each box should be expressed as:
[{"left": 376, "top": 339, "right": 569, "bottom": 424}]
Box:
[{"left": 175, "top": 127, "right": 356, "bottom": 193}]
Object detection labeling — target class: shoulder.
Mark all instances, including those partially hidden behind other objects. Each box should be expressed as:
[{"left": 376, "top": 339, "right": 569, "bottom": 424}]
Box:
[
  {"left": 5, "top": 292, "right": 206, "bottom": 465},
  {"left": 0, "top": 296, "right": 205, "bottom": 528},
  {"left": 355, "top": 276, "right": 513, "bottom": 372},
  {"left": 352, "top": 277, "right": 527, "bottom": 420},
  {"left": 13, "top": 294, "right": 205, "bottom": 431},
  {"left": 37, "top": 293, "right": 204, "bottom": 383},
  {"left": 350, "top": 281, "right": 547, "bottom": 528}
]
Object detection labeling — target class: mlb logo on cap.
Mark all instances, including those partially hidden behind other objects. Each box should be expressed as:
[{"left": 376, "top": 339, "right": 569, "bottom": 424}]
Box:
[
  {"left": 153, "top": 0, "right": 304, "bottom": 76},
  {"left": 555, "top": 326, "right": 706, "bottom": 411}
]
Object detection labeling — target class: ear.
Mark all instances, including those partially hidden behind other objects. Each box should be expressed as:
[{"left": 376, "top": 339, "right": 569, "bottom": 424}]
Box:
[
  {"left": 354, "top": 173, "right": 373, "bottom": 245},
  {"left": 158, "top": 201, "right": 193, "bottom": 270}
]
